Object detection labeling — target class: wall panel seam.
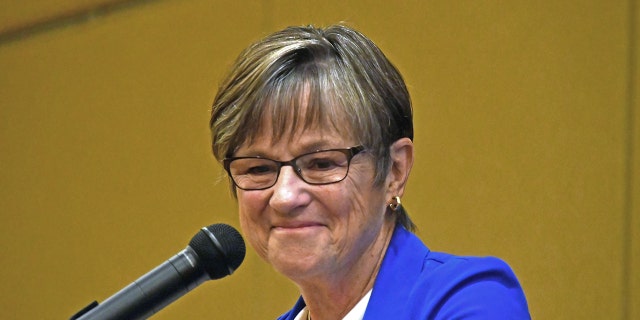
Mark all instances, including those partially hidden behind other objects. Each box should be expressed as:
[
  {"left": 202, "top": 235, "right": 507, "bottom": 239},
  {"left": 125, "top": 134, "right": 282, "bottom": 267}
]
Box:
[
  {"left": 623, "top": 0, "right": 638, "bottom": 319},
  {"left": 0, "top": 0, "right": 167, "bottom": 46}
]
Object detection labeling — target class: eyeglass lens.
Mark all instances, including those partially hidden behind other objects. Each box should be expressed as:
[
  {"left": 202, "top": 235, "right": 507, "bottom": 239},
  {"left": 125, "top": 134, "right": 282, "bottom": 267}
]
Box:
[{"left": 228, "top": 149, "right": 353, "bottom": 190}]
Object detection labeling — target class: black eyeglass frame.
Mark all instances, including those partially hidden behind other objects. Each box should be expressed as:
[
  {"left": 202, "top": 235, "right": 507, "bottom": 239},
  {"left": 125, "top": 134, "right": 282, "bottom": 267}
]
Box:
[{"left": 223, "top": 145, "right": 366, "bottom": 191}]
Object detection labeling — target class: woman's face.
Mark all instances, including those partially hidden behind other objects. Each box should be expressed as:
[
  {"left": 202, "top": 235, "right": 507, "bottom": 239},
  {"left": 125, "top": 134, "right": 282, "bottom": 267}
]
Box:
[{"left": 233, "top": 124, "right": 393, "bottom": 282}]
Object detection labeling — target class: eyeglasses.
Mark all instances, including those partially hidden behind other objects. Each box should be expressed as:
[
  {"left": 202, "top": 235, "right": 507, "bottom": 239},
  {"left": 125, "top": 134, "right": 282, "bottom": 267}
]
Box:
[{"left": 223, "top": 145, "right": 365, "bottom": 191}]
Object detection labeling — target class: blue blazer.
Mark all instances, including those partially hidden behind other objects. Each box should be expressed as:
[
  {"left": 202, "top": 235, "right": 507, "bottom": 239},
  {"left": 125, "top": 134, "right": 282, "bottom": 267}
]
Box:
[{"left": 277, "top": 225, "right": 530, "bottom": 319}]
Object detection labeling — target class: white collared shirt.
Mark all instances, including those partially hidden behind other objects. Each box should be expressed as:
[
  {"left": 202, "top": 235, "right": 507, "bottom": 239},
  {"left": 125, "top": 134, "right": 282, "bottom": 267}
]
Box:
[{"left": 294, "top": 289, "right": 372, "bottom": 320}]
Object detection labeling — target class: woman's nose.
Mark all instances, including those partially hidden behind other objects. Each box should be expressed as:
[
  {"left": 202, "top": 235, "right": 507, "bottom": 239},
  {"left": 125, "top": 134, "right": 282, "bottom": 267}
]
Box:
[{"left": 268, "top": 166, "right": 310, "bottom": 214}]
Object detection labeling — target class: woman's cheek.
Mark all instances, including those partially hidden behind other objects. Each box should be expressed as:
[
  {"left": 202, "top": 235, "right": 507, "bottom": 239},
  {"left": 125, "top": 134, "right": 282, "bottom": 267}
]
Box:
[{"left": 238, "top": 191, "right": 273, "bottom": 259}]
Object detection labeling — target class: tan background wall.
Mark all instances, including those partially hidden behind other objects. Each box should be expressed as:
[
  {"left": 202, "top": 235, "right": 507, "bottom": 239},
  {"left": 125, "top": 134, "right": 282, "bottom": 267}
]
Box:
[{"left": 1, "top": 0, "right": 638, "bottom": 319}]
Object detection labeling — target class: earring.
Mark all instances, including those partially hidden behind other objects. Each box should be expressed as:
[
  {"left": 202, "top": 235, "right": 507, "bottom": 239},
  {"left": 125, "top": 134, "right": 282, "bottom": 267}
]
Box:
[{"left": 388, "top": 196, "right": 401, "bottom": 211}]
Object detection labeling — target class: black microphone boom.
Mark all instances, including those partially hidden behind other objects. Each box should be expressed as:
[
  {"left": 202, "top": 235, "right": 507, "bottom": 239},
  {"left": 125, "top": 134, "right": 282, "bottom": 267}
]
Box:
[{"left": 71, "top": 223, "right": 246, "bottom": 320}]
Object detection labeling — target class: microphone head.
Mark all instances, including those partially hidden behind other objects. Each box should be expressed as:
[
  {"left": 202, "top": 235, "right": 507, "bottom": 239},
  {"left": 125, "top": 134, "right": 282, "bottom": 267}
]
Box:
[{"left": 189, "top": 223, "right": 246, "bottom": 280}]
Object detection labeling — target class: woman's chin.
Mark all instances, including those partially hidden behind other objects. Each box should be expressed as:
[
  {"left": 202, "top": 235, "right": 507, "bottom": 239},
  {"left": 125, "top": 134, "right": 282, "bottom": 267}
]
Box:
[{"left": 268, "top": 250, "right": 327, "bottom": 280}]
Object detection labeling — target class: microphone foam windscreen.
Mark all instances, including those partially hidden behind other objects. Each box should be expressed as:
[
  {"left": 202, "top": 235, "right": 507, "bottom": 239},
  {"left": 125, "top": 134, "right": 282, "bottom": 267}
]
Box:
[{"left": 189, "top": 223, "right": 246, "bottom": 280}]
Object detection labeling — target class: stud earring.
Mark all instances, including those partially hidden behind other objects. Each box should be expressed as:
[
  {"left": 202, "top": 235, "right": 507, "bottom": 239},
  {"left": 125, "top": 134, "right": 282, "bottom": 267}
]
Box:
[{"left": 389, "top": 196, "right": 401, "bottom": 211}]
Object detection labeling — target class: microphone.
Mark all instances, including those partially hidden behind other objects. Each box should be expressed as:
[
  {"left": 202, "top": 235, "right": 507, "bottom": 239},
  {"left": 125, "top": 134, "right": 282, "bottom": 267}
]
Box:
[{"left": 71, "top": 223, "right": 246, "bottom": 320}]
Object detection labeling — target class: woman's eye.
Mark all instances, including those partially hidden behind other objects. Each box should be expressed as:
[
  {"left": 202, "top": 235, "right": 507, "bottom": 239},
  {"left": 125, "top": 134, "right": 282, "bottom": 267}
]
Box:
[
  {"left": 307, "top": 158, "right": 338, "bottom": 170},
  {"left": 247, "top": 165, "right": 275, "bottom": 175}
]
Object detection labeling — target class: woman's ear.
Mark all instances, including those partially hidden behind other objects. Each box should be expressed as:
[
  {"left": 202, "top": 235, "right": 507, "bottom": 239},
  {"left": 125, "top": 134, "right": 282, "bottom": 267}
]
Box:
[{"left": 386, "top": 137, "right": 414, "bottom": 198}]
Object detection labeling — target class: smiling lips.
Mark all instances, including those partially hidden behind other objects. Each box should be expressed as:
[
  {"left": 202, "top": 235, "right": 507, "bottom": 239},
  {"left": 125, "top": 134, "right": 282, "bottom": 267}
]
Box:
[{"left": 272, "top": 222, "right": 325, "bottom": 233}]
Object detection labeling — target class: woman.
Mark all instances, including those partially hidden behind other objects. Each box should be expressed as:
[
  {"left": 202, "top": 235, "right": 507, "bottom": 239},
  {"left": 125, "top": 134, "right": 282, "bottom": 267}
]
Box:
[{"left": 210, "top": 25, "right": 530, "bottom": 319}]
